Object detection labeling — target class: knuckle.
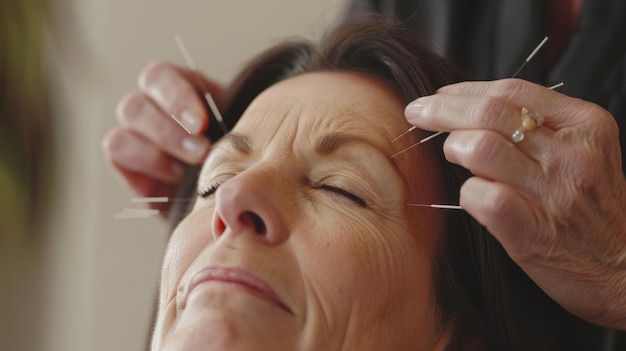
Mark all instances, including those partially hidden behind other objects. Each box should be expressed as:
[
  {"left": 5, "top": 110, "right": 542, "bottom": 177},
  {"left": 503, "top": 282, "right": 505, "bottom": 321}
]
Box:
[
  {"left": 591, "top": 106, "right": 619, "bottom": 138},
  {"left": 138, "top": 61, "right": 199, "bottom": 115},
  {"left": 480, "top": 184, "right": 510, "bottom": 218},
  {"left": 138, "top": 60, "right": 174, "bottom": 89},
  {"left": 476, "top": 98, "right": 507, "bottom": 126},
  {"left": 116, "top": 91, "right": 147, "bottom": 125},
  {"left": 168, "top": 85, "right": 199, "bottom": 115},
  {"left": 152, "top": 123, "right": 171, "bottom": 147},
  {"left": 468, "top": 133, "right": 500, "bottom": 171},
  {"left": 495, "top": 78, "right": 529, "bottom": 99},
  {"left": 152, "top": 119, "right": 179, "bottom": 149}
]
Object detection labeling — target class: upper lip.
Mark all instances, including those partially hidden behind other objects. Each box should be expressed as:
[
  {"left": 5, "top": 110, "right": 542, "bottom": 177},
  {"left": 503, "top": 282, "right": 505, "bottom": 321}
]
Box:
[{"left": 185, "top": 267, "right": 293, "bottom": 314}]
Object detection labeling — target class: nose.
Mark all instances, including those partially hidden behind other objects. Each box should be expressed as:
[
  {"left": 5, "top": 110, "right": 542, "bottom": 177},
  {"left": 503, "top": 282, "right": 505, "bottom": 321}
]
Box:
[{"left": 212, "top": 170, "right": 290, "bottom": 246}]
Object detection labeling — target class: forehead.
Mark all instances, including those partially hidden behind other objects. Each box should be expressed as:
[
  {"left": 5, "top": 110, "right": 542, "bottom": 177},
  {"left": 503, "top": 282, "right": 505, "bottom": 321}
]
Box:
[
  {"left": 203, "top": 71, "right": 443, "bottom": 230},
  {"left": 230, "top": 71, "right": 411, "bottom": 151}
]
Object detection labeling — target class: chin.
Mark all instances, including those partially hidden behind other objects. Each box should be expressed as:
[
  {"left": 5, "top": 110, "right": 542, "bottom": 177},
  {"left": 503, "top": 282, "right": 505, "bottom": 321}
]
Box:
[{"left": 156, "top": 308, "right": 298, "bottom": 351}]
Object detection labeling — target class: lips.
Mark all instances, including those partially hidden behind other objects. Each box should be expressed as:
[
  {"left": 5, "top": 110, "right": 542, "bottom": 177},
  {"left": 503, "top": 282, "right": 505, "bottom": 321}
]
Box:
[{"left": 185, "top": 267, "right": 292, "bottom": 314}]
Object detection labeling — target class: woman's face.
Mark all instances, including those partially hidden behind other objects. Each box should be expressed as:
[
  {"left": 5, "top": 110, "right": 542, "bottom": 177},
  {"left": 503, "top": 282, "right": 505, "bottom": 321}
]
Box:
[{"left": 154, "top": 72, "right": 449, "bottom": 350}]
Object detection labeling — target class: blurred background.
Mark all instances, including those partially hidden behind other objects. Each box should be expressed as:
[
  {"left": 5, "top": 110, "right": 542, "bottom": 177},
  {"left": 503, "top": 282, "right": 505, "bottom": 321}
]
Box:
[{"left": 0, "top": 1, "right": 345, "bottom": 350}]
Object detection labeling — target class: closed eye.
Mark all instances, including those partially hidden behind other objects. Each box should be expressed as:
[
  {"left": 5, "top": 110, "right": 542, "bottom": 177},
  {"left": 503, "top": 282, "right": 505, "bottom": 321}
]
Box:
[
  {"left": 197, "top": 181, "right": 224, "bottom": 198},
  {"left": 316, "top": 184, "right": 367, "bottom": 208}
]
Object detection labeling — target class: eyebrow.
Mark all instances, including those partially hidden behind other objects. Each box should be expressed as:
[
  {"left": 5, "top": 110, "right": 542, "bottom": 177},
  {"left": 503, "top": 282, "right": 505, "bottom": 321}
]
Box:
[
  {"left": 220, "top": 133, "right": 253, "bottom": 154},
  {"left": 315, "top": 132, "right": 402, "bottom": 173},
  {"left": 215, "top": 131, "right": 401, "bottom": 174},
  {"left": 315, "top": 132, "right": 372, "bottom": 155}
]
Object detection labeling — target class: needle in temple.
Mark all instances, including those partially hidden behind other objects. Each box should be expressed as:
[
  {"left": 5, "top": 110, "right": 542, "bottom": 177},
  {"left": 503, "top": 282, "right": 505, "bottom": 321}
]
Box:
[
  {"left": 407, "top": 204, "right": 463, "bottom": 210},
  {"left": 390, "top": 131, "right": 443, "bottom": 158},
  {"left": 399, "top": 37, "right": 555, "bottom": 211},
  {"left": 390, "top": 126, "right": 417, "bottom": 143},
  {"left": 391, "top": 37, "right": 554, "bottom": 156},
  {"left": 400, "top": 81, "right": 563, "bottom": 208},
  {"left": 174, "top": 35, "right": 229, "bottom": 135}
]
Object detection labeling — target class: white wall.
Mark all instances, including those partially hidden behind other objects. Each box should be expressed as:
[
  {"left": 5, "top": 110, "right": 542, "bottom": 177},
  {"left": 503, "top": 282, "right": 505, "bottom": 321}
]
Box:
[{"left": 43, "top": 1, "right": 346, "bottom": 350}]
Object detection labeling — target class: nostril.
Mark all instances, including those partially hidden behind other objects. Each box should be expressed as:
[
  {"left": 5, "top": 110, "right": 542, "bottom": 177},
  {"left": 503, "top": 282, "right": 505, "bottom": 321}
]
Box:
[
  {"left": 215, "top": 215, "right": 226, "bottom": 236},
  {"left": 252, "top": 215, "right": 266, "bottom": 234},
  {"left": 239, "top": 211, "right": 266, "bottom": 235}
]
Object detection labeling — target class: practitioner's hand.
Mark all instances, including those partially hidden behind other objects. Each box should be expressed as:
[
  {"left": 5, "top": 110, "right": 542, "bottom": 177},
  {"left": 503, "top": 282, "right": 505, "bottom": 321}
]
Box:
[
  {"left": 405, "top": 78, "right": 626, "bottom": 330},
  {"left": 102, "top": 61, "right": 220, "bottom": 210}
]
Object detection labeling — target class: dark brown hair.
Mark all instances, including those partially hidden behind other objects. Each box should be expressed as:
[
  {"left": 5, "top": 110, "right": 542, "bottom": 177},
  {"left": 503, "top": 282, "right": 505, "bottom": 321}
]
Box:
[{"left": 173, "top": 18, "right": 575, "bottom": 350}]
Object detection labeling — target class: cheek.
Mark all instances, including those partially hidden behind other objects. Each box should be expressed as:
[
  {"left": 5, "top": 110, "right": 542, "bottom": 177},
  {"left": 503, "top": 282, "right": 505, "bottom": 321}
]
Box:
[
  {"left": 160, "top": 208, "right": 215, "bottom": 304},
  {"left": 294, "top": 206, "right": 432, "bottom": 310}
]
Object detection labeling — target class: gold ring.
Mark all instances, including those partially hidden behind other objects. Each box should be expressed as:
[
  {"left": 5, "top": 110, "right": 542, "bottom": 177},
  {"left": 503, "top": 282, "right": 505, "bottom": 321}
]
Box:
[{"left": 511, "top": 107, "right": 544, "bottom": 143}]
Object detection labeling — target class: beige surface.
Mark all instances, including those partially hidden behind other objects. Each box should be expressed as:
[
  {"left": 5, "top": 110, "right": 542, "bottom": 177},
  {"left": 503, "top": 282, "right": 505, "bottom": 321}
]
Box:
[{"left": 34, "top": 1, "right": 346, "bottom": 350}]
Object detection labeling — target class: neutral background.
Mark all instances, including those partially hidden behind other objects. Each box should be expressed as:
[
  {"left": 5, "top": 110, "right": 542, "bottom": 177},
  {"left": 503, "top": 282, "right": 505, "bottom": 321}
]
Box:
[{"left": 2, "top": 1, "right": 346, "bottom": 350}]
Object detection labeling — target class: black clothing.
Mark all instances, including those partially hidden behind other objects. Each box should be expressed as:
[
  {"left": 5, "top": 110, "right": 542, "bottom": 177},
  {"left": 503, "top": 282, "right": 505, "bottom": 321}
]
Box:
[
  {"left": 345, "top": 1, "right": 626, "bottom": 350},
  {"left": 346, "top": 0, "right": 626, "bottom": 174}
]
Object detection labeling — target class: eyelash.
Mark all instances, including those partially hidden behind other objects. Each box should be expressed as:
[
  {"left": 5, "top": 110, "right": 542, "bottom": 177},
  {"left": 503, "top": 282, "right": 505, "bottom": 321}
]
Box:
[
  {"left": 313, "top": 184, "right": 367, "bottom": 208},
  {"left": 197, "top": 181, "right": 225, "bottom": 198},
  {"left": 198, "top": 180, "right": 367, "bottom": 208}
]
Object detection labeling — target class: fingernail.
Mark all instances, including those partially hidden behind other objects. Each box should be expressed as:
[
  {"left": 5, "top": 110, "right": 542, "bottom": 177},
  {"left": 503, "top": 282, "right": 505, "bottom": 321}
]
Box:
[
  {"left": 405, "top": 99, "right": 428, "bottom": 120},
  {"left": 182, "top": 137, "right": 209, "bottom": 159},
  {"left": 181, "top": 110, "right": 202, "bottom": 135}
]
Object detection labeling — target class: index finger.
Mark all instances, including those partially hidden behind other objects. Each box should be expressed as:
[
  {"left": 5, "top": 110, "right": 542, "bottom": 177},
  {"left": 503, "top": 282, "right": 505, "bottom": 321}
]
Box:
[
  {"left": 138, "top": 61, "right": 217, "bottom": 136},
  {"left": 404, "top": 93, "right": 525, "bottom": 136},
  {"left": 435, "top": 78, "right": 588, "bottom": 130}
]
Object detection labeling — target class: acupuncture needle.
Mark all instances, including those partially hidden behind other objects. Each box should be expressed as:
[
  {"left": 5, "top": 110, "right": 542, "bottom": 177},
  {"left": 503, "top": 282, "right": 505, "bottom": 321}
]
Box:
[
  {"left": 390, "top": 36, "right": 551, "bottom": 151},
  {"left": 174, "top": 35, "right": 229, "bottom": 135},
  {"left": 114, "top": 209, "right": 194, "bottom": 219},
  {"left": 131, "top": 196, "right": 194, "bottom": 203},
  {"left": 133, "top": 38, "right": 561, "bottom": 213},
  {"left": 511, "top": 36, "right": 549, "bottom": 78},
  {"left": 115, "top": 197, "right": 194, "bottom": 217},
  {"left": 170, "top": 114, "right": 192, "bottom": 134},
  {"left": 391, "top": 82, "right": 563, "bottom": 160},
  {"left": 404, "top": 37, "right": 560, "bottom": 210},
  {"left": 116, "top": 197, "right": 195, "bottom": 217},
  {"left": 115, "top": 202, "right": 219, "bottom": 241},
  {"left": 114, "top": 208, "right": 160, "bottom": 219},
  {"left": 390, "top": 131, "right": 443, "bottom": 158},
  {"left": 407, "top": 204, "right": 463, "bottom": 210},
  {"left": 403, "top": 83, "right": 564, "bottom": 211}
]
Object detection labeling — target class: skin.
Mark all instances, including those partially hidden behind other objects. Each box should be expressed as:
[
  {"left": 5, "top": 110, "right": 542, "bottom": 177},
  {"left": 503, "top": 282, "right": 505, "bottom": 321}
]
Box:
[
  {"left": 152, "top": 72, "right": 451, "bottom": 350},
  {"left": 104, "top": 24, "right": 626, "bottom": 330},
  {"left": 405, "top": 78, "right": 626, "bottom": 330}
]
